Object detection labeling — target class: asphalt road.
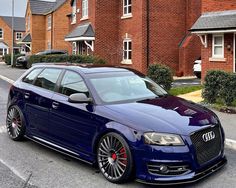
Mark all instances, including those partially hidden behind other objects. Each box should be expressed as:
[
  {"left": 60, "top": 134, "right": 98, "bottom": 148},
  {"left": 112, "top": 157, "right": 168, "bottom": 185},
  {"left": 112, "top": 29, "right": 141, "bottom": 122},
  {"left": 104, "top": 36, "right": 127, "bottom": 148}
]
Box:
[
  {"left": 172, "top": 78, "right": 201, "bottom": 88},
  {"left": 1, "top": 78, "right": 236, "bottom": 187}
]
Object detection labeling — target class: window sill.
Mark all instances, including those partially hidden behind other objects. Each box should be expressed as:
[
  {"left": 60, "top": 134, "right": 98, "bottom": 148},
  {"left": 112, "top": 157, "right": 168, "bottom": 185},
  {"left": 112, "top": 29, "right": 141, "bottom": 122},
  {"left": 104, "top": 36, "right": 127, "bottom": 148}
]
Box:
[
  {"left": 209, "top": 57, "right": 226, "bottom": 62},
  {"left": 47, "top": 28, "right": 51, "bottom": 31},
  {"left": 121, "top": 60, "right": 132, "bottom": 65},
  {"left": 71, "top": 22, "right": 76, "bottom": 25},
  {"left": 80, "top": 17, "right": 89, "bottom": 21},
  {"left": 121, "top": 14, "right": 133, "bottom": 20}
]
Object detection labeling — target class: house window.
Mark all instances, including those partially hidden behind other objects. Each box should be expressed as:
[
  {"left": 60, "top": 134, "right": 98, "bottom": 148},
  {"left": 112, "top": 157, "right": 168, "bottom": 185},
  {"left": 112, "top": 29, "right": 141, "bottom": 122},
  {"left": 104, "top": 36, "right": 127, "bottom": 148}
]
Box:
[
  {"left": 72, "top": 42, "right": 77, "bottom": 55},
  {"left": 123, "top": 39, "right": 132, "bottom": 61},
  {"left": 0, "top": 28, "right": 3, "bottom": 39},
  {"left": 71, "top": 0, "right": 76, "bottom": 24},
  {"left": 82, "top": 0, "right": 88, "bottom": 19},
  {"left": 0, "top": 48, "right": 8, "bottom": 56},
  {"left": 48, "top": 15, "right": 52, "bottom": 30},
  {"left": 27, "top": 15, "right": 30, "bottom": 31},
  {"left": 123, "top": 0, "right": 132, "bottom": 16},
  {"left": 212, "top": 35, "right": 224, "bottom": 58},
  {"left": 16, "top": 32, "right": 23, "bottom": 40}
]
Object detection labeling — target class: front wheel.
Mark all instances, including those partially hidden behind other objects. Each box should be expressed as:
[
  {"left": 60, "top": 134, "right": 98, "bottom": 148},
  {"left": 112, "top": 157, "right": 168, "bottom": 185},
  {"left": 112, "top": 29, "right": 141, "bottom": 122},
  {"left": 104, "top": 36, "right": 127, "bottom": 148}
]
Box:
[
  {"left": 6, "top": 106, "right": 26, "bottom": 141},
  {"left": 97, "top": 132, "right": 133, "bottom": 184}
]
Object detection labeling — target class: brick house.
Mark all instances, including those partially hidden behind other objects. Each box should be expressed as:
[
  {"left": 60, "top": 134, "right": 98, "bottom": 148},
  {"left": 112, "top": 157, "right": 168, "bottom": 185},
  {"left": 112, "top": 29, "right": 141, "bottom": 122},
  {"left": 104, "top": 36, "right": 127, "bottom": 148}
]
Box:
[
  {"left": 65, "top": 0, "right": 201, "bottom": 75},
  {"left": 20, "top": 0, "right": 71, "bottom": 54},
  {"left": 191, "top": 0, "right": 236, "bottom": 79},
  {"left": 0, "top": 16, "right": 25, "bottom": 58}
]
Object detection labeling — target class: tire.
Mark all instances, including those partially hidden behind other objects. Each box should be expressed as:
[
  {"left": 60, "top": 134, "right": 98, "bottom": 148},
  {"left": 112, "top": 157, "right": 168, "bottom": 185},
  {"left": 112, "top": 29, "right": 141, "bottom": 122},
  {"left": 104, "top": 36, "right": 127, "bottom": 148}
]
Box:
[
  {"left": 26, "top": 61, "right": 31, "bottom": 69},
  {"left": 97, "top": 132, "right": 133, "bottom": 184},
  {"left": 6, "top": 105, "right": 26, "bottom": 141}
]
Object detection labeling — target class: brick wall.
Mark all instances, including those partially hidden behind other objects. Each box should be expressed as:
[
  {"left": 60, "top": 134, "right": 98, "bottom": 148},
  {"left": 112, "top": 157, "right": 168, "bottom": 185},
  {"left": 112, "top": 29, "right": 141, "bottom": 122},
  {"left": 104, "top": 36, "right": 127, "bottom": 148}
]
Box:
[
  {"left": 32, "top": 15, "right": 46, "bottom": 54},
  {"left": 179, "top": 0, "right": 202, "bottom": 76},
  {"left": 149, "top": 0, "right": 187, "bottom": 74},
  {"left": 94, "top": 0, "right": 120, "bottom": 65},
  {"left": 52, "top": 1, "right": 71, "bottom": 52},
  {"left": 117, "top": 0, "right": 146, "bottom": 73},
  {"left": 65, "top": 0, "right": 201, "bottom": 76},
  {"left": 201, "top": 34, "right": 234, "bottom": 79},
  {"left": 202, "top": 0, "right": 236, "bottom": 13}
]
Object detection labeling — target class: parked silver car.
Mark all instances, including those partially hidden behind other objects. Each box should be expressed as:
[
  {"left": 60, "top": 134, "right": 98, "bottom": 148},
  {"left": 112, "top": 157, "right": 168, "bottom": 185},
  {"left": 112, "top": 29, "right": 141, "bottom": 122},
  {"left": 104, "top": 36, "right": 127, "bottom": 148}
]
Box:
[{"left": 193, "top": 57, "right": 201, "bottom": 78}]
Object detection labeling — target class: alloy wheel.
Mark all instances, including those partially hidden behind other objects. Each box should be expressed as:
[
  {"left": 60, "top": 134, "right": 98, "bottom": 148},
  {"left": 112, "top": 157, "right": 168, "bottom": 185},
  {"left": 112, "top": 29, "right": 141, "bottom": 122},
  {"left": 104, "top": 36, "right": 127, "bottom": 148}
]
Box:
[
  {"left": 98, "top": 134, "right": 130, "bottom": 181},
  {"left": 6, "top": 106, "right": 24, "bottom": 140}
]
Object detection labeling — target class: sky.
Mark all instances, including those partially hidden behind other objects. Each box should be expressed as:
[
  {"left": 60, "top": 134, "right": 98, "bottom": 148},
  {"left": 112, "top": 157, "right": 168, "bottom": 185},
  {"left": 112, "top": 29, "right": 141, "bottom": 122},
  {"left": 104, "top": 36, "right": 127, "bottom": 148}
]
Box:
[{"left": 0, "top": 0, "right": 56, "bottom": 17}]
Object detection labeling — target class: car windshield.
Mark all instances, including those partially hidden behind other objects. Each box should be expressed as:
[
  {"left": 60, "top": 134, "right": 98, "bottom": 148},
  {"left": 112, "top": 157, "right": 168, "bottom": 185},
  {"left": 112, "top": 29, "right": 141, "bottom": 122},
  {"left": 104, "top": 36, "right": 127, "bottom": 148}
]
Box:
[{"left": 89, "top": 72, "right": 168, "bottom": 104}]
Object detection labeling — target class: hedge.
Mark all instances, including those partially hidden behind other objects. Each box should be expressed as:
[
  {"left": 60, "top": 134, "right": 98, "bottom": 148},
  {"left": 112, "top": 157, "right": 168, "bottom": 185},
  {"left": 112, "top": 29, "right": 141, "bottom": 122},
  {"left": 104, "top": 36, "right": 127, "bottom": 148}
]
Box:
[
  {"left": 203, "top": 70, "right": 236, "bottom": 106},
  {"left": 147, "top": 64, "right": 173, "bottom": 91},
  {"left": 28, "top": 55, "right": 106, "bottom": 67},
  {"left": 3, "top": 54, "right": 22, "bottom": 66}
]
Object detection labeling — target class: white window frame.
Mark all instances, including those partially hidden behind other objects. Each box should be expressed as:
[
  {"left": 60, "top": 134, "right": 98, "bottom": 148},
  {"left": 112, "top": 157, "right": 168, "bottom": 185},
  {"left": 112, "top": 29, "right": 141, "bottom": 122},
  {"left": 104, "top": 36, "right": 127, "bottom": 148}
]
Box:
[
  {"left": 81, "top": 0, "right": 88, "bottom": 19},
  {"left": 16, "top": 32, "right": 23, "bottom": 40},
  {"left": 0, "top": 28, "right": 3, "bottom": 39},
  {"left": 123, "top": 0, "right": 132, "bottom": 16},
  {"left": 212, "top": 34, "right": 224, "bottom": 58},
  {"left": 71, "top": 0, "right": 77, "bottom": 24},
  {"left": 123, "top": 39, "right": 132, "bottom": 62},
  {"left": 72, "top": 42, "right": 77, "bottom": 55},
  {"left": 47, "top": 15, "right": 52, "bottom": 30}
]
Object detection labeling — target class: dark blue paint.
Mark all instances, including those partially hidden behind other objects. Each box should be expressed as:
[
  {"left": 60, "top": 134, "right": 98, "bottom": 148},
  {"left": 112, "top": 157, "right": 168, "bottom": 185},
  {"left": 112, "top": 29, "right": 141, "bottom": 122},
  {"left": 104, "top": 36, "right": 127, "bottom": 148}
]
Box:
[{"left": 8, "top": 65, "right": 226, "bottom": 184}]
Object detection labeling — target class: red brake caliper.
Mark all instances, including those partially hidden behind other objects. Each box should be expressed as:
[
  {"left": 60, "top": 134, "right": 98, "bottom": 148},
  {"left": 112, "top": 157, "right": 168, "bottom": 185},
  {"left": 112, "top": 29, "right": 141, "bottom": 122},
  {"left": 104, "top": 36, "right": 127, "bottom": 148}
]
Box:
[
  {"left": 119, "top": 147, "right": 127, "bottom": 165},
  {"left": 112, "top": 153, "right": 117, "bottom": 161}
]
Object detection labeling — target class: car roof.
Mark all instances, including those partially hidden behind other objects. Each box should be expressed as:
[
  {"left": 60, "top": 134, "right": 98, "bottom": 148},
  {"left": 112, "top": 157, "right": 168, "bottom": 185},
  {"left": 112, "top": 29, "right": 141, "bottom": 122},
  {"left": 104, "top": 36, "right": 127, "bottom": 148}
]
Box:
[
  {"left": 36, "top": 49, "right": 67, "bottom": 54},
  {"left": 31, "top": 63, "right": 144, "bottom": 75}
]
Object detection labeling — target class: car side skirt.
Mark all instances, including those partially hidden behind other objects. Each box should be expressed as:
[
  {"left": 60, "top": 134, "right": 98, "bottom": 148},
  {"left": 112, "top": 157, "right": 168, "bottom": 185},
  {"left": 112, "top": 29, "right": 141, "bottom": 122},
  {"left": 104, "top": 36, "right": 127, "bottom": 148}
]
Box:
[{"left": 25, "top": 135, "right": 93, "bottom": 165}]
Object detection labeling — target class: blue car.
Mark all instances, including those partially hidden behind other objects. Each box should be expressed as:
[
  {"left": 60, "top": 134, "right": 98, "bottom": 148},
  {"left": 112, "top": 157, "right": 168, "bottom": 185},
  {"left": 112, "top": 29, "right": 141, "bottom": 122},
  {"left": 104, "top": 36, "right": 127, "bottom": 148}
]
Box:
[{"left": 6, "top": 64, "right": 227, "bottom": 185}]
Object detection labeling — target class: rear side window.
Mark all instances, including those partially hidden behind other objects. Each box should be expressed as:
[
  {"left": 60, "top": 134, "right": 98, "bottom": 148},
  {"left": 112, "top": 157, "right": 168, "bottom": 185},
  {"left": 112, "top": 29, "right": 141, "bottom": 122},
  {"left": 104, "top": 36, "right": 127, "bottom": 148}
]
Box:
[
  {"left": 34, "top": 68, "right": 62, "bottom": 91},
  {"left": 23, "top": 68, "right": 43, "bottom": 84},
  {"left": 59, "top": 71, "right": 89, "bottom": 96}
]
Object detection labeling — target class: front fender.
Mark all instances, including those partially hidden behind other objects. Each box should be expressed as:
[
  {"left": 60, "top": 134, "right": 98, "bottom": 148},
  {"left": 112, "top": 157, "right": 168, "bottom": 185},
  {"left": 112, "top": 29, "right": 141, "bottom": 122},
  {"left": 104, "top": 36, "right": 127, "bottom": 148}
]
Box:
[{"left": 92, "top": 121, "right": 143, "bottom": 155}]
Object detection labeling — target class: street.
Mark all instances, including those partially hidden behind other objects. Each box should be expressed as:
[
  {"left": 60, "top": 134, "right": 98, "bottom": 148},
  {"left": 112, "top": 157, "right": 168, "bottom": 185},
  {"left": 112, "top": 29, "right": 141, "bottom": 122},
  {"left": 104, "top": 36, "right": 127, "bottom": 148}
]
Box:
[{"left": 0, "top": 65, "right": 236, "bottom": 188}]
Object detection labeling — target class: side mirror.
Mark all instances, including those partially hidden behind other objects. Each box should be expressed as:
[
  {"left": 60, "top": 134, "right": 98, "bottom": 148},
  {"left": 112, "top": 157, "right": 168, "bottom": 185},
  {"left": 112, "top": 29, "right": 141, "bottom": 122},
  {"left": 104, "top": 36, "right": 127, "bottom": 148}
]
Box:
[{"left": 68, "top": 93, "right": 92, "bottom": 104}]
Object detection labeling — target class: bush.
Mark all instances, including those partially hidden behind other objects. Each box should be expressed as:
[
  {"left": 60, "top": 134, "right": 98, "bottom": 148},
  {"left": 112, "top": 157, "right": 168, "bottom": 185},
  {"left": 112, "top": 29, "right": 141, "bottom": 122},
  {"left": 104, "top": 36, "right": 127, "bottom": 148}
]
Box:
[
  {"left": 223, "top": 73, "right": 236, "bottom": 106},
  {"left": 3, "top": 54, "right": 22, "bottom": 66},
  {"left": 203, "top": 70, "right": 236, "bottom": 106},
  {"left": 147, "top": 64, "right": 173, "bottom": 90},
  {"left": 28, "top": 55, "right": 106, "bottom": 67}
]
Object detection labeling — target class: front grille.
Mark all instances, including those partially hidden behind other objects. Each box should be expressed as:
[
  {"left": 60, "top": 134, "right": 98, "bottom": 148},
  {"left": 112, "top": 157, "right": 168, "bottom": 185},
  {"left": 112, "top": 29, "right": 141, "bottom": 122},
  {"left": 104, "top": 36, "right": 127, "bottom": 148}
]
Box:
[
  {"left": 147, "top": 162, "right": 191, "bottom": 176},
  {"left": 191, "top": 126, "right": 222, "bottom": 165}
]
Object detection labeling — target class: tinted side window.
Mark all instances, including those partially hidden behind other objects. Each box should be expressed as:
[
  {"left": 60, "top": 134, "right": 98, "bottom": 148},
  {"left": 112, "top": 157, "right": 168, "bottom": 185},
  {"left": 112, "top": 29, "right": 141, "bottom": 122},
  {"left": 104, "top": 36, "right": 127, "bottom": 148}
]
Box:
[
  {"left": 23, "top": 68, "right": 43, "bottom": 84},
  {"left": 59, "top": 71, "right": 89, "bottom": 96},
  {"left": 34, "top": 68, "right": 62, "bottom": 91}
]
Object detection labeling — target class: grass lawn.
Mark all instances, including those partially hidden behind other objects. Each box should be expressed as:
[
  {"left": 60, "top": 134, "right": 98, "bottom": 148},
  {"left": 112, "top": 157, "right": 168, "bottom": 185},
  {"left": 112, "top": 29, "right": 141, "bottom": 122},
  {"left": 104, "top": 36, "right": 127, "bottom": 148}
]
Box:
[{"left": 169, "top": 85, "right": 203, "bottom": 96}]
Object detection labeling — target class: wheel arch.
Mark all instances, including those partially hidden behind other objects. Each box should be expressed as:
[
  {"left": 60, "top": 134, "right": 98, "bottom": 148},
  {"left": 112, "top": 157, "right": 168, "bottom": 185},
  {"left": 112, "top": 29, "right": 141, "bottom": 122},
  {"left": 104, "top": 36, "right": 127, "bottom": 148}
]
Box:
[{"left": 92, "top": 121, "right": 139, "bottom": 156}]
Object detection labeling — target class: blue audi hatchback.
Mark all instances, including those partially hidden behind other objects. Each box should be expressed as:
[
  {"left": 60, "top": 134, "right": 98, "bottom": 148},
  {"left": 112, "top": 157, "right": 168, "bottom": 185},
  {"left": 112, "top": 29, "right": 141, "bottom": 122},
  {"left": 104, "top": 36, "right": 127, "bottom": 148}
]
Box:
[{"left": 6, "top": 64, "right": 227, "bottom": 185}]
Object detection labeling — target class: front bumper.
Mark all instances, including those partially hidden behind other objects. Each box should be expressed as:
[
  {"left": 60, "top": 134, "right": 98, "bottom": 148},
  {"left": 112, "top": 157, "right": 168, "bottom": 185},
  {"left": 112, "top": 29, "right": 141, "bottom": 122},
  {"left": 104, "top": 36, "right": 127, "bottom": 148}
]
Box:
[
  {"left": 133, "top": 125, "right": 226, "bottom": 185},
  {"left": 136, "top": 156, "right": 227, "bottom": 185}
]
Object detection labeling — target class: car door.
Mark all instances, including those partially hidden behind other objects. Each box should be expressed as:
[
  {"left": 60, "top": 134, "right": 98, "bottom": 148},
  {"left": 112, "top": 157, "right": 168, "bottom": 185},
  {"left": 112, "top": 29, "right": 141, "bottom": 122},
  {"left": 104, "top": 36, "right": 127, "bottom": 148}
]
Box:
[
  {"left": 49, "top": 70, "right": 98, "bottom": 156},
  {"left": 24, "top": 68, "right": 62, "bottom": 138}
]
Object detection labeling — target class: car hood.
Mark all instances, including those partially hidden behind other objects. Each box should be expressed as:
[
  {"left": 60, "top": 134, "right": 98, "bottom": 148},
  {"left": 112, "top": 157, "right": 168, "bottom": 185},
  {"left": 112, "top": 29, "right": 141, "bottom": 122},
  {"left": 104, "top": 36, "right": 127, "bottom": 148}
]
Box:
[{"left": 99, "top": 96, "right": 218, "bottom": 136}]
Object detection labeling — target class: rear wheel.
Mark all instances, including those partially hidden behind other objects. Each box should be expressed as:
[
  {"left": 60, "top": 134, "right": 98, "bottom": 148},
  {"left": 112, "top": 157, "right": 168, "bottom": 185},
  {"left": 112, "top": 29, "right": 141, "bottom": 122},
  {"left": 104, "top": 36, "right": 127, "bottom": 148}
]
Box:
[
  {"left": 97, "top": 132, "right": 133, "bottom": 183},
  {"left": 6, "top": 106, "right": 26, "bottom": 141}
]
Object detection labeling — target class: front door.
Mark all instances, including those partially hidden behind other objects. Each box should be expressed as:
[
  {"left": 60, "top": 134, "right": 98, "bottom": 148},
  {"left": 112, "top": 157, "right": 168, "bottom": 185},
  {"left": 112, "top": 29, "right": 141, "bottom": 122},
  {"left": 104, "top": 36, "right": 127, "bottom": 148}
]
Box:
[
  {"left": 26, "top": 68, "right": 62, "bottom": 138},
  {"left": 49, "top": 70, "right": 98, "bottom": 157}
]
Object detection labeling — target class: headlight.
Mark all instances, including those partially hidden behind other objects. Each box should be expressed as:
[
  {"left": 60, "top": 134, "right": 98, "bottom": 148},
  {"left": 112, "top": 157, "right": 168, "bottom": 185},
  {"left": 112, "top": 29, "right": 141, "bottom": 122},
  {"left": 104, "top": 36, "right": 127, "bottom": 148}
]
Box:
[{"left": 144, "top": 132, "right": 185, "bottom": 146}]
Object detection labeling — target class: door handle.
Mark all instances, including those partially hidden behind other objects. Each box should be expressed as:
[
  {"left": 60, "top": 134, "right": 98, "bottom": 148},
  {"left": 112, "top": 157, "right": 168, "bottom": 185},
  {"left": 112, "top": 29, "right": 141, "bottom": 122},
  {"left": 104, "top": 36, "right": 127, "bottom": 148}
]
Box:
[
  {"left": 24, "top": 93, "right": 30, "bottom": 99},
  {"left": 52, "top": 102, "right": 59, "bottom": 109}
]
